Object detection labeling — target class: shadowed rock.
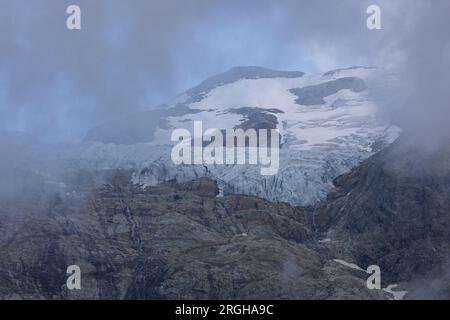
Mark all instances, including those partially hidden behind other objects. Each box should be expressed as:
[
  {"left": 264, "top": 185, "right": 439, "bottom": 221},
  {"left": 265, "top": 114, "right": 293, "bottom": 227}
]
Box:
[{"left": 290, "top": 77, "right": 366, "bottom": 105}]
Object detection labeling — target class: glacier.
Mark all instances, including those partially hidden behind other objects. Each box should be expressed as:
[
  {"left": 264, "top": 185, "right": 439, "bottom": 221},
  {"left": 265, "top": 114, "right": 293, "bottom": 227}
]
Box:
[{"left": 17, "top": 66, "right": 400, "bottom": 206}]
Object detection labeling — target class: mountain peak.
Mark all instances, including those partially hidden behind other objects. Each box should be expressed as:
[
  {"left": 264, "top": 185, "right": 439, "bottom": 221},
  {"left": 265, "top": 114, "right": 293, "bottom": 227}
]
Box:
[
  {"left": 225, "top": 65, "right": 305, "bottom": 78},
  {"left": 186, "top": 66, "right": 305, "bottom": 100}
]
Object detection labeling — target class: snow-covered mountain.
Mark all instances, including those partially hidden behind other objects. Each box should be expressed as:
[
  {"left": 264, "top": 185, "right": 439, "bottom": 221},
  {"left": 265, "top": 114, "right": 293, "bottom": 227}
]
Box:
[{"left": 62, "top": 66, "right": 401, "bottom": 205}]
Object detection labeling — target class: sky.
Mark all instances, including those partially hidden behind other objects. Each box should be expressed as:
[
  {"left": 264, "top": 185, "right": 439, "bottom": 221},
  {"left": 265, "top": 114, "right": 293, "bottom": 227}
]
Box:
[{"left": 0, "top": 0, "right": 449, "bottom": 143}]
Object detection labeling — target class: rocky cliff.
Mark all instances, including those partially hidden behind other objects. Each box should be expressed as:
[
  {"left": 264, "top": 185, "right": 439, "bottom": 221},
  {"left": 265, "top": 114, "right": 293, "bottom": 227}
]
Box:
[
  {"left": 0, "top": 137, "right": 449, "bottom": 299},
  {"left": 0, "top": 173, "right": 387, "bottom": 299}
]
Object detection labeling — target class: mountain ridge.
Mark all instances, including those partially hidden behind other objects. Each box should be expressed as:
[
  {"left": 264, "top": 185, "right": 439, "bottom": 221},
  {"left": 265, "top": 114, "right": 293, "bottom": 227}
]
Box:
[{"left": 1, "top": 135, "right": 448, "bottom": 299}]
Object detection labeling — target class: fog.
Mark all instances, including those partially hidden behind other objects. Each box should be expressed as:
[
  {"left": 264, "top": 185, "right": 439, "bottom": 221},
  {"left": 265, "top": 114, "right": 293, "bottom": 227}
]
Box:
[
  {"left": 0, "top": 0, "right": 449, "bottom": 166},
  {"left": 0, "top": 1, "right": 449, "bottom": 299},
  {"left": 0, "top": 0, "right": 442, "bottom": 143}
]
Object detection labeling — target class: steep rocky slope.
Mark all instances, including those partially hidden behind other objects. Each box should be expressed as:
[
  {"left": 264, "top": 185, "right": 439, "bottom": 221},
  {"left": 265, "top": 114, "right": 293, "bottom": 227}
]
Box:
[
  {"left": 314, "top": 137, "right": 450, "bottom": 298},
  {"left": 0, "top": 174, "right": 386, "bottom": 300},
  {"left": 1, "top": 136, "right": 449, "bottom": 299}
]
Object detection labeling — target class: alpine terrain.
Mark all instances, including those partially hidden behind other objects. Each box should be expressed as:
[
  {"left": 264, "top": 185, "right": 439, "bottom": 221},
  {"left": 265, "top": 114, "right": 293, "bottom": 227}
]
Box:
[{"left": 1, "top": 67, "right": 448, "bottom": 299}]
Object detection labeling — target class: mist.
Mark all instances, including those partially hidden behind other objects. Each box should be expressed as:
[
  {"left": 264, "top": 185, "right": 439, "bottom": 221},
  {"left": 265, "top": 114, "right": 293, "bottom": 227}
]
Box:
[
  {"left": 1, "top": 1, "right": 450, "bottom": 301},
  {"left": 1, "top": 0, "right": 439, "bottom": 143},
  {"left": 0, "top": 1, "right": 450, "bottom": 180}
]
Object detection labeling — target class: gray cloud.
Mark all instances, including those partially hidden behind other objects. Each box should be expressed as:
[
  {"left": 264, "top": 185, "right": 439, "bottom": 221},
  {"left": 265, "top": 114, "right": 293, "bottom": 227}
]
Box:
[
  {"left": 0, "top": 0, "right": 449, "bottom": 145},
  {"left": 0, "top": 0, "right": 373, "bottom": 142}
]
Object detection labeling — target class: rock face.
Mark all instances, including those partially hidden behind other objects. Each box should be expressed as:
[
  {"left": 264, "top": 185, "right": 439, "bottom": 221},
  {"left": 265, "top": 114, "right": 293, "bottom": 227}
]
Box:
[
  {"left": 289, "top": 77, "right": 367, "bottom": 105},
  {"left": 1, "top": 136, "right": 449, "bottom": 299},
  {"left": 314, "top": 137, "right": 450, "bottom": 298},
  {"left": 0, "top": 174, "right": 386, "bottom": 300}
]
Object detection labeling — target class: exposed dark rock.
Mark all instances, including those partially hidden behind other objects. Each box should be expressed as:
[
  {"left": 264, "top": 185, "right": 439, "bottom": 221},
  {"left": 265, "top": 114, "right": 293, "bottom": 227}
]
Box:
[
  {"left": 314, "top": 137, "right": 450, "bottom": 297},
  {"left": 0, "top": 175, "right": 384, "bottom": 300},
  {"left": 1, "top": 136, "right": 449, "bottom": 299},
  {"left": 290, "top": 77, "right": 366, "bottom": 105},
  {"left": 228, "top": 107, "right": 282, "bottom": 131},
  {"left": 186, "top": 66, "right": 304, "bottom": 104}
]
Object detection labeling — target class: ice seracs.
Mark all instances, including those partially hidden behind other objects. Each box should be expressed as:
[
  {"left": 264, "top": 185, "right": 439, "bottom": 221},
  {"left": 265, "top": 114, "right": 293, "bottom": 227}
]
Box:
[
  {"left": 77, "top": 66, "right": 401, "bottom": 205},
  {"left": 171, "top": 121, "right": 280, "bottom": 175}
]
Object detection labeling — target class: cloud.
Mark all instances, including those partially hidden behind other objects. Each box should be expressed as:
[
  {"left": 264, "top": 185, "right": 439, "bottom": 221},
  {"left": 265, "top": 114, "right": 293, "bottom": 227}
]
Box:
[{"left": 0, "top": 0, "right": 449, "bottom": 145}]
